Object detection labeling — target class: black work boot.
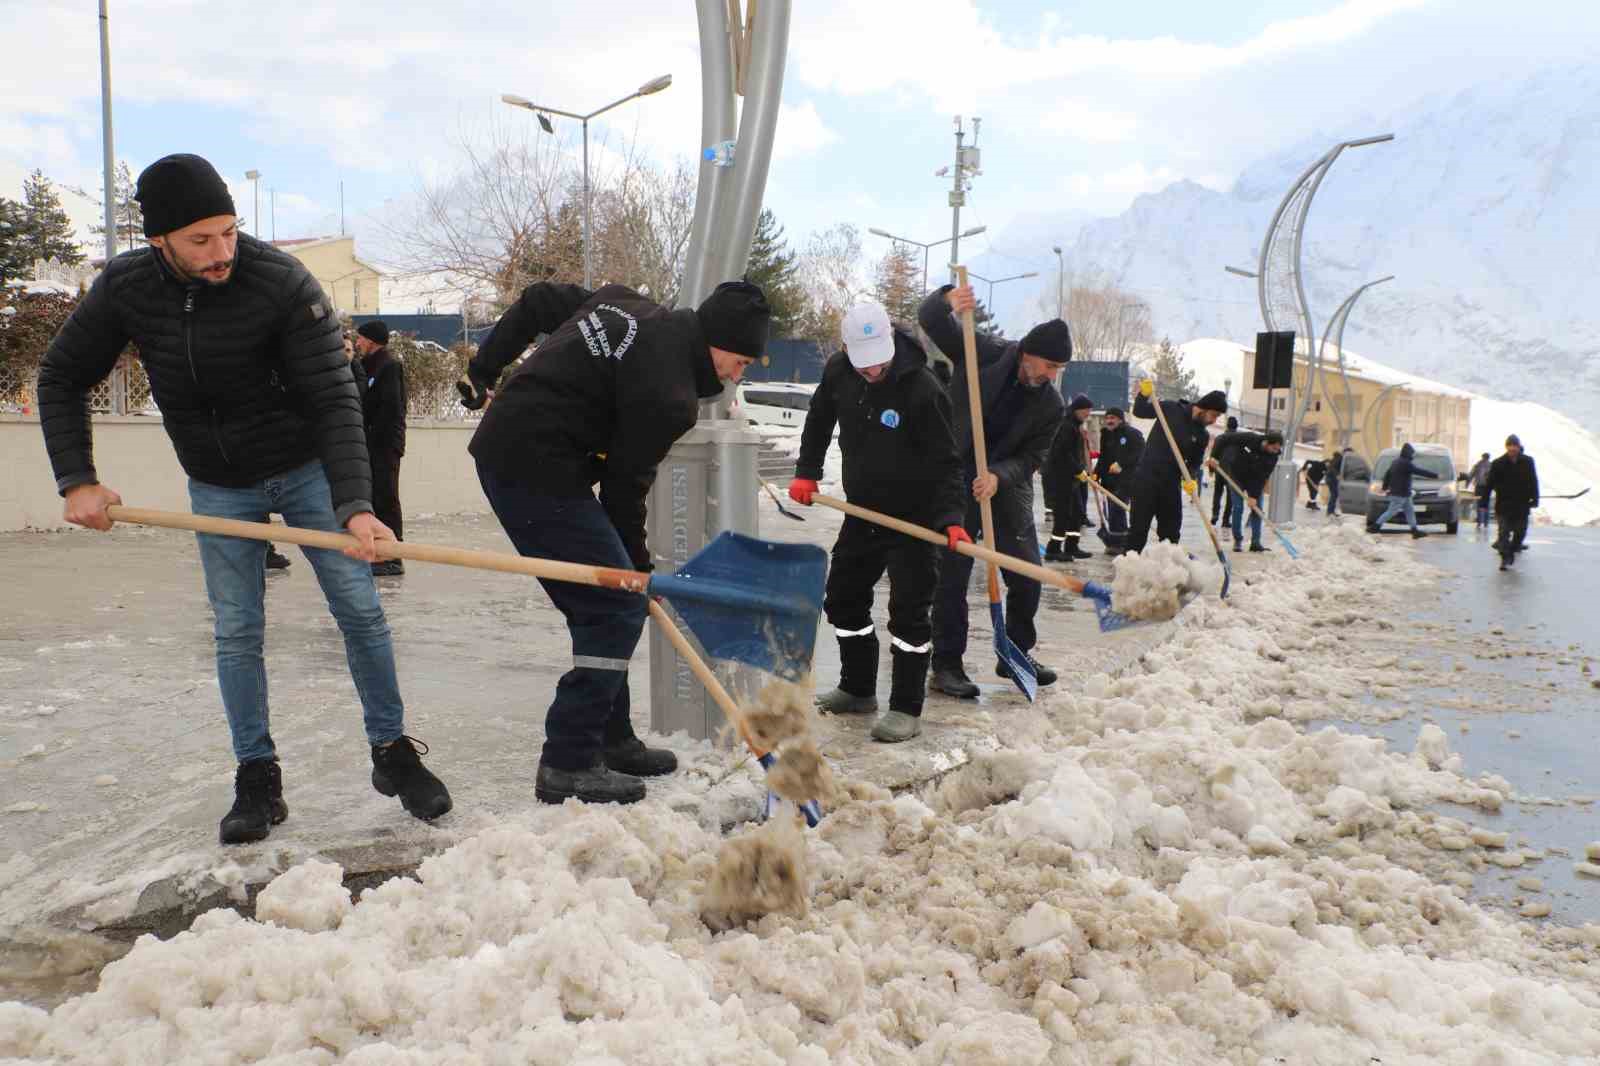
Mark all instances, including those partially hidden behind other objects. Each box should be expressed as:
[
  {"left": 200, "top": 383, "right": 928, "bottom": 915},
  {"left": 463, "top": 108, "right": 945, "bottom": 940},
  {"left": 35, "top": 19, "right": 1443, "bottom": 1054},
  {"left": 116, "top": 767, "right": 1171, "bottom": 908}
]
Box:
[
  {"left": 264, "top": 546, "right": 292, "bottom": 571},
  {"left": 818, "top": 632, "right": 880, "bottom": 714},
  {"left": 998, "top": 652, "right": 1058, "bottom": 687},
  {"left": 536, "top": 759, "right": 646, "bottom": 805},
  {"left": 603, "top": 736, "right": 678, "bottom": 776},
  {"left": 1044, "top": 537, "right": 1066, "bottom": 562},
  {"left": 371, "top": 559, "right": 405, "bottom": 577},
  {"left": 1249, "top": 542, "right": 1270, "bottom": 553},
  {"left": 220, "top": 758, "right": 285, "bottom": 845},
  {"left": 371, "top": 736, "right": 452, "bottom": 820},
  {"left": 929, "top": 657, "right": 979, "bottom": 699},
  {"left": 1066, "top": 536, "right": 1093, "bottom": 560}
]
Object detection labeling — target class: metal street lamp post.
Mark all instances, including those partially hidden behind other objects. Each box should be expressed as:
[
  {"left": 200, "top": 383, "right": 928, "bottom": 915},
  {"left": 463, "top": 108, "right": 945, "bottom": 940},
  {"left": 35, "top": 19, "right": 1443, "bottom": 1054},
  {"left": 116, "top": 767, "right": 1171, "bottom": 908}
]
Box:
[
  {"left": 967, "top": 270, "right": 1039, "bottom": 311},
  {"left": 1052, "top": 245, "right": 1064, "bottom": 319},
  {"left": 867, "top": 225, "right": 986, "bottom": 294},
  {"left": 502, "top": 74, "right": 673, "bottom": 289},
  {"left": 245, "top": 170, "right": 260, "bottom": 236}
]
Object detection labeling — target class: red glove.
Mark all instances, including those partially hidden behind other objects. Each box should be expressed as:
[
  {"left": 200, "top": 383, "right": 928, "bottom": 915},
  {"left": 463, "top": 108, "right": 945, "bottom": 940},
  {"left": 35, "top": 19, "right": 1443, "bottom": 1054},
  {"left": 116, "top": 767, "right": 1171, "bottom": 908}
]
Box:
[
  {"left": 946, "top": 525, "right": 973, "bottom": 551},
  {"left": 788, "top": 478, "right": 818, "bottom": 505}
]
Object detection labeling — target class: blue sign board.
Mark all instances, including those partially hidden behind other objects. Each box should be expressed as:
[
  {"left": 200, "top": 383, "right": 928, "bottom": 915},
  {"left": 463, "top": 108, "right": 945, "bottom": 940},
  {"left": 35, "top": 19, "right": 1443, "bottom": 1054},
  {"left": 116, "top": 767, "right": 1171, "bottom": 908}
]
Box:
[{"left": 1060, "top": 361, "right": 1131, "bottom": 410}]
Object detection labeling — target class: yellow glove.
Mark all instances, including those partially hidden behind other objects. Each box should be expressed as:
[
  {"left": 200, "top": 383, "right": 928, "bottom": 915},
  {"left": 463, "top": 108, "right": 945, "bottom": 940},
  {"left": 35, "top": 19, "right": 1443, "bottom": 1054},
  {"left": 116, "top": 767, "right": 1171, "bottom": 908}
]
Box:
[
  {"left": 1139, "top": 379, "right": 1155, "bottom": 398},
  {"left": 1075, "top": 471, "right": 1089, "bottom": 482},
  {"left": 1183, "top": 479, "right": 1198, "bottom": 496}
]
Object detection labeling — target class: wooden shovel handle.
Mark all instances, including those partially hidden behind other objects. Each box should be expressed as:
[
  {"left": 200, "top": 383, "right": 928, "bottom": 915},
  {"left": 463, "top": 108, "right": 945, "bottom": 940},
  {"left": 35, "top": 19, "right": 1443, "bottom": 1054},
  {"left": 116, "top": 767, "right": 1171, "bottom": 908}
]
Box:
[
  {"left": 1148, "top": 396, "right": 1229, "bottom": 557},
  {"left": 1081, "top": 476, "right": 1130, "bottom": 512},
  {"left": 104, "top": 506, "right": 651, "bottom": 593},
  {"left": 955, "top": 265, "right": 1004, "bottom": 598},
  {"left": 810, "top": 492, "right": 1086, "bottom": 594},
  {"left": 1209, "top": 462, "right": 1280, "bottom": 530},
  {"left": 646, "top": 599, "right": 768, "bottom": 757}
]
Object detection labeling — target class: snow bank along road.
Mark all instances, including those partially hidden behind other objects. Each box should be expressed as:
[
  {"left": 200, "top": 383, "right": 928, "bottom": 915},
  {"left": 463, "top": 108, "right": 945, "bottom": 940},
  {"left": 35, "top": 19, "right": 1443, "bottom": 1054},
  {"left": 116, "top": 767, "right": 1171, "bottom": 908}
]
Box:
[{"left": 3, "top": 524, "right": 1599, "bottom": 1064}]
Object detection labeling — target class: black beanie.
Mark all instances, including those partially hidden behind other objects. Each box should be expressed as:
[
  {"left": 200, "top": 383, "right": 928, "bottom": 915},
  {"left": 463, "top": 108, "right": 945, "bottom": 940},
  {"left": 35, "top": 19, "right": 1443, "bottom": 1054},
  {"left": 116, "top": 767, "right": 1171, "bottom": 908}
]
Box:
[
  {"left": 1505, "top": 433, "right": 1521, "bottom": 447},
  {"left": 1069, "top": 393, "right": 1092, "bottom": 412},
  {"left": 697, "top": 280, "right": 772, "bottom": 359},
  {"left": 1195, "top": 390, "right": 1228, "bottom": 413},
  {"left": 1020, "top": 319, "right": 1072, "bottom": 363},
  {"left": 1263, "top": 430, "right": 1284, "bottom": 446},
  {"left": 1104, "top": 406, "right": 1125, "bottom": 420},
  {"left": 135, "top": 154, "right": 237, "bottom": 237},
  {"left": 1226, "top": 416, "right": 1239, "bottom": 431},
  {"left": 357, "top": 320, "right": 390, "bottom": 346}
]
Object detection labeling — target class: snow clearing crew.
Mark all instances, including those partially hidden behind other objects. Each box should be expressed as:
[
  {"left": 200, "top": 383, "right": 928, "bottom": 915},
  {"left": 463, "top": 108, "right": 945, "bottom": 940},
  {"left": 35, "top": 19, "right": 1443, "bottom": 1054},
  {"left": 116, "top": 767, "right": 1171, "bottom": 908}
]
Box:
[
  {"left": 460, "top": 278, "right": 771, "bottom": 805},
  {"left": 789, "top": 301, "right": 965, "bottom": 743},
  {"left": 36, "top": 153, "right": 451, "bottom": 844},
  {"left": 1127, "top": 380, "right": 1227, "bottom": 553},
  {"left": 1209, "top": 427, "right": 1284, "bottom": 552},
  {"left": 917, "top": 282, "right": 1069, "bottom": 698}
]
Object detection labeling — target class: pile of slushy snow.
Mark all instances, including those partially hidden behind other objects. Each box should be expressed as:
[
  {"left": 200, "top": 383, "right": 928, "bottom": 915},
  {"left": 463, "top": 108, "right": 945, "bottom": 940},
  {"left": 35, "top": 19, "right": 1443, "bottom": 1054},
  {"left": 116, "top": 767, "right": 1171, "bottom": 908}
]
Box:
[{"left": 4, "top": 524, "right": 1598, "bottom": 1064}]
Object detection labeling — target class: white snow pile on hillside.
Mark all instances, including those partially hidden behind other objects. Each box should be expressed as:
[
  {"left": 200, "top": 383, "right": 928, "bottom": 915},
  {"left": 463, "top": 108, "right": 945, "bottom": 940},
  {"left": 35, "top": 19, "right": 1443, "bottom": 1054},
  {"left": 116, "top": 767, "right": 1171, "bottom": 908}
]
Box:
[
  {"left": 4, "top": 524, "right": 1597, "bottom": 1064},
  {"left": 1178, "top": 339, "right": 1600, "bottom": 526}
]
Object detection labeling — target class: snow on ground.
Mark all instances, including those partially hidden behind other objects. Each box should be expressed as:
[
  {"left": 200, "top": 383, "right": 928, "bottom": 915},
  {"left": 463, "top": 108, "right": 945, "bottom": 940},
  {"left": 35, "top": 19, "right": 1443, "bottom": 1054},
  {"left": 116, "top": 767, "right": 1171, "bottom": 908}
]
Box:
[
  {"left": 4, "top": 525, "right": 1597, "bottom": 1064},
  {"left": 1180, "top": 339, "right": 1600, "bottom": 527}
]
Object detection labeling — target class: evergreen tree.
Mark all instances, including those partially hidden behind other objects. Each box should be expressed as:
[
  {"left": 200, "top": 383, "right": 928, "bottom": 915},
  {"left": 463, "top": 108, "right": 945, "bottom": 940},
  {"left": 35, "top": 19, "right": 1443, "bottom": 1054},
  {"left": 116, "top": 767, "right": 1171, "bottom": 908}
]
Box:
[
  {"left": 871, "top": 241, "right": 922, "bottom": 323},
  {"left": 745, "top": 208, "right": 806, "bottom": 336},
  {"left": 91, "top": 162, "right": 144, "bottom": 255},
  {"left": 1148, "top": 337, "right": 1196, "bottom": 400},
  {"left": 0, "top": 197, "right": 30, "bottom": 283},
  {"left": 18, "top": 171, "right": 83, "bottom": 267},
  {"left": 973, "top": 297, "right": 1004, "bottom": 339}
]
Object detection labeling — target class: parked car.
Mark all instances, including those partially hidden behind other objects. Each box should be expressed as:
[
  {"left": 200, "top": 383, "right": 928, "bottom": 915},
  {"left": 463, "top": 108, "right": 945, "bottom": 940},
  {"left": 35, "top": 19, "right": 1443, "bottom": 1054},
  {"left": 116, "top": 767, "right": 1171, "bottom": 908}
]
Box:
[
  {"left": 736, "top": 382, "right": 815, "bottom": 428},
  {"left": 1343, "top": 443, "right": 1459, "bottom": 533}
]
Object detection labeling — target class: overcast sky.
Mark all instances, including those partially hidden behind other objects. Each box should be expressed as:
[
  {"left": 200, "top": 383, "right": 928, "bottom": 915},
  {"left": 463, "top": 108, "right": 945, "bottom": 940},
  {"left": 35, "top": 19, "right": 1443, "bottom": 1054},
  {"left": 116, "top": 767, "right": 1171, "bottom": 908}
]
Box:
[{"left": 6, "top": 0, "right": 1598, "bottom": 326}]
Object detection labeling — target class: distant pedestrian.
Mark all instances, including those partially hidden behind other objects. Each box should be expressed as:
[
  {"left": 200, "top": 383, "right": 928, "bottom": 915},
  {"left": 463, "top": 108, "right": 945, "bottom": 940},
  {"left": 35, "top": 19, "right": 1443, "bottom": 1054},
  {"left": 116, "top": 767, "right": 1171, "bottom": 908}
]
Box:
[
  {"left": 1092, "top": 406, "right": 1143, "bottom": 549},
  {"left": 1211, "top": 416, "right": 1238, "bottom": 525},
  {"left": 1486, "top": 435, "right": 1538, "bottom": 570},
  {"left": 355, "top": 321, "right": 407, "bottom": 577},
  {"left": 1326, "top": 446, "right": 1349, "bottom": 516},
  {"left": 1303, "top": 458, "right": 1326, "bottom": 512},
  {"left": 1467, "top": 451, "right": 1492, "bottom": 529},
  {"left": 1367, "top": 442, "right": 1432, "bottom": 539}
]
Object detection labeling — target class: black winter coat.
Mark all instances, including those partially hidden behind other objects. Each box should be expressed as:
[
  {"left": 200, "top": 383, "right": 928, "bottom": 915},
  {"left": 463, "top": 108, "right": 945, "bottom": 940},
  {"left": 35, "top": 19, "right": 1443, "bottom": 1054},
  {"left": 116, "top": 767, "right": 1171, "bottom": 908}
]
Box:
[
  {"left": 795, "top": 330, "right": 964, "bottom": 531},
  {"left": 1213, "top": 431, "right": 1281, "bottom": 496},
  {"left": 916, "top": 287, "right": 1064, "bottom": 492},
  {"left": 1486, "top": 453, "right": 1539, "bottom": 515},
  {"left": 466, "top": 282, "right": 723, "bottom": 569},
  {"left": 1094, "top": 423, "right": 1145, "bottom": 488},
  {"left": 1042, "top": 416, "right": 1091, "bottom": 511},
  {"left": 1131, "top": 394, "right": 1209, "bottom": 489},
  {"left": 37, "top": 234, "right": 370, "bottom": 522},
  {"left": 359, "top": 346, "right": 407, "bottom": 459},
  {"left": 1380, "top": 443, "right": 1439, "bottom": 498}
]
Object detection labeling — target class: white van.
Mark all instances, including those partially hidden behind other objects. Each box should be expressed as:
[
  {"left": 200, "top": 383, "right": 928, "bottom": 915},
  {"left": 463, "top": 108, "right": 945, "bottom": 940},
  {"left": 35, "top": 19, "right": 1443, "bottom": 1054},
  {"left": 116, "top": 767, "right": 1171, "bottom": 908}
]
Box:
[{"left": 736, "top": 382, "right": 816, "bottom": 428}]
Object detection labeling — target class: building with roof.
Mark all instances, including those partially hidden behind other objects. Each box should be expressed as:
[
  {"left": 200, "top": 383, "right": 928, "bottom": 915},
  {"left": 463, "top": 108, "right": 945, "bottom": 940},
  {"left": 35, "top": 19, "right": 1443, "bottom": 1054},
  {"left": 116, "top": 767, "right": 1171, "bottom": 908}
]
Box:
[
  {"left": 271, "top": 236, "right": 382, "bottom": 315},
  {"left": 1242, "top": 347, "right": 1472, "bottom": 467}
]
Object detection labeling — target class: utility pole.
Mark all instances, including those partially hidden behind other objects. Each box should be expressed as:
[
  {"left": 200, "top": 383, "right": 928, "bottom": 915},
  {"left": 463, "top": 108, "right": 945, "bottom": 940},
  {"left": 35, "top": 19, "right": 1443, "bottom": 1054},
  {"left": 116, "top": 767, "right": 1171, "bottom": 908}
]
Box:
[
  {"left": 946, "top": 116, "right": 981, "bottom": 281},
  {"left": 96, "top": 1, "right": 116, "bottom": 265}
]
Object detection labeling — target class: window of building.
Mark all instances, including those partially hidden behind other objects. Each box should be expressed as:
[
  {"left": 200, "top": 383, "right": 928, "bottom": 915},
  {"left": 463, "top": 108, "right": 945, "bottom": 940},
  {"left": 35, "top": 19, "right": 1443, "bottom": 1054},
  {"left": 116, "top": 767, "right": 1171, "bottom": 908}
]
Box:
[
  {"left": 1273, "top": 396, "right": 1287, "bottom": 411},
  {"left": 352, "top": 280, "right": 362, "bottom": 312}
]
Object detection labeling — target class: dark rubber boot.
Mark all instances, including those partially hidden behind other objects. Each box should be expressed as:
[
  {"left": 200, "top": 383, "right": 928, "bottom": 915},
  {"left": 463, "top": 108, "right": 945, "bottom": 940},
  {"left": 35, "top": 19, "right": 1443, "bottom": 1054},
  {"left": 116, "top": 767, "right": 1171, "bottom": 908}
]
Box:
[
  {"left": 603, "top": 737, "right": 678, "bottom": 776},
  {"left": 536, "top": 760, "right": 645, "bottom": 805},
  {"left": 371, "top": 736, "right": 452, "bottom": 820},
  {"left": 929, "top": 658, "right": 979, "bottom": 699},
  {"left": 819, "top": 632, "right": 879, "bottom": 712}
]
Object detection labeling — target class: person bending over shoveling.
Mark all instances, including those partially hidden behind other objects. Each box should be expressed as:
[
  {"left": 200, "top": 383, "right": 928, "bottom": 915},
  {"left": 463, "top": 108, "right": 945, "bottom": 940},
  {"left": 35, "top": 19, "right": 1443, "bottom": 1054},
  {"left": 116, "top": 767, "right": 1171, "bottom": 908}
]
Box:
[
  {"left": 916, "top": 282, "right": 1069, "bottom": 698},
  {"left": 788, "top": 301, "right": 965, "bottom": 743},
  {"left": 36, "top": 153, "right": 451, "bottom": 844},
  {"left": 460, "top": 279, "right": 771, "bottom": 805},
  {"left": 1208, "top": 428, "right": 1283, "bottom": 552},
  {"left": 1127, "top": 380, "right": 1227, "bottom": 554}
]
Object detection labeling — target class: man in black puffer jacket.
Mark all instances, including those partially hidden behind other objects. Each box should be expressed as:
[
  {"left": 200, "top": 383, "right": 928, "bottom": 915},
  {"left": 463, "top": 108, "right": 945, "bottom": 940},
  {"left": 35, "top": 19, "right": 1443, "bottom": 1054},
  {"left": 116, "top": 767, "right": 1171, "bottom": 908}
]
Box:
[
  {"left": 789, "top": 301, "right": 963, "bottom": 744},
  {"left": 460, "top": 278, "right": 771, "bottom": 805},
  {"left": 917, "top": 283, "right": 1069, "bottom": 698},
  {"left": 353, "top": 320, "right": 407, "bottom": 575},
  {"left": 1128, "top": 380, "right": 1227, "bottom": 553},
  {"left": 36, "top": 153, "right": 450, "bottom": 845},
  {"left": 1209, "top": 428, "right": 1283, "bottom": 552}
]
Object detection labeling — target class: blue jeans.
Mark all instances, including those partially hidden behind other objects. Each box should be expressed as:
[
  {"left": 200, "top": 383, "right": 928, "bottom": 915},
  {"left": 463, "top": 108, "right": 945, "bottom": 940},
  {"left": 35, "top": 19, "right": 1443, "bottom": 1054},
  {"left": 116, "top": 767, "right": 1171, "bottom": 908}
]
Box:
[
  {"left": 188, "top": 461, "right": 404, "bottom": 763},
  {"left": 1373, "top": 493, "right": 1420, "bottom": 531},
  {"left": 477, "top": 466, "right": 646, "bottom": 770},
  {"left": 1228, "top": 488, "right": 1263, "bottom": 547},
  {"left": 1327, "top": 477, "right": 1341, "bottom": 513}
]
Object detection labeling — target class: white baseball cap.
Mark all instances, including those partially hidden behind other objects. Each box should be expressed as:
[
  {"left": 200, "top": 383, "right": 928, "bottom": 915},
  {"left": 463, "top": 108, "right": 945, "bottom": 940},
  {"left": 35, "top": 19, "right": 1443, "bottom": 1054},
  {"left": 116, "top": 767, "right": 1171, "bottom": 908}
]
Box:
[{"left": 841, "top": 302, "right": 895, "bottom": 369}]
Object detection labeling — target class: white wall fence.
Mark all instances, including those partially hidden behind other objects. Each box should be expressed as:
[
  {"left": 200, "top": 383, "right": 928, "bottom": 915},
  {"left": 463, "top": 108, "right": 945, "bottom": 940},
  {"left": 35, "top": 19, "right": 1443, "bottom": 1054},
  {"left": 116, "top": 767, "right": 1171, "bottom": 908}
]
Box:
[{"left": 0, "top": 415, "right": 490, "bottom": 532}]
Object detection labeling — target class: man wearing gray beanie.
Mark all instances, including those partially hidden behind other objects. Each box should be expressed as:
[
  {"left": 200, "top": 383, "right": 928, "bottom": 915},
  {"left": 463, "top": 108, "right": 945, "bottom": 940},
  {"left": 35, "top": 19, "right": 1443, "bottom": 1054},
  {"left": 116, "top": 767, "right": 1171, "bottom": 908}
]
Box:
[{"left": 36, "top": 152, "right": 452, "bottom": 844}]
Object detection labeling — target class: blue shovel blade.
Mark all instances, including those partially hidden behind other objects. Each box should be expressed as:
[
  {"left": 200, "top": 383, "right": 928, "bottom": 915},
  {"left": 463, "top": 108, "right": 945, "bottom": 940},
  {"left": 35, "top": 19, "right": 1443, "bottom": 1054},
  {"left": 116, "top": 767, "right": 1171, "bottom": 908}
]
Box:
[
  {"left": 1081, "top": 580, "right": 1137, "bottom": 632},
  {"left": 647, "top": 532, "right": 826, "bottom": 681},
  {"left": 1276, "top": 529, "right": 1301, "bottom": 558},
  {"left": 992, "top": 601, "right": 1038, "bottom": 701}
]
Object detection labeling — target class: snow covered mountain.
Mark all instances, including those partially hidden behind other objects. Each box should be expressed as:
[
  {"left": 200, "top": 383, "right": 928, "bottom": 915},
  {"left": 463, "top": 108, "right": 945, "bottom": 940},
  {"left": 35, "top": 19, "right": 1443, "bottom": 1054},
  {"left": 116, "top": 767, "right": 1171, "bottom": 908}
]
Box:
[{"left": 1062, "top": 63, "right": 1600, "bottom": 433}]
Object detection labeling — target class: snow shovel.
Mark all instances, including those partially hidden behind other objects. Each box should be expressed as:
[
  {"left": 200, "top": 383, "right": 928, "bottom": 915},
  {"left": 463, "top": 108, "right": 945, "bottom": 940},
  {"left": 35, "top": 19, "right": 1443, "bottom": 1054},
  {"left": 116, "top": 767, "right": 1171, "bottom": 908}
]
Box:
[
  {"left": 104, "top": 506, "right": 827, "bottom": 682},
  {"left": 1146, "top": 389, "right": 1231, "bottom": 599},
  {"left": 1208, "top": 461, "right": 1300, "bottom": 558},
  {"left": 762, "top": 482, "right": 1141, "bottom": 633},
  {"left": 1543, "top": 487, "right": 1591, "bottom": 500},
  {"left": 647, "top": 600, "right": 822, "bottom": 827},
  {"left": 957, "top": 266, "right": 1038, "bottom": 699},
  {"left": 761, "top": 478, "right": 807, "bottom": 521}
]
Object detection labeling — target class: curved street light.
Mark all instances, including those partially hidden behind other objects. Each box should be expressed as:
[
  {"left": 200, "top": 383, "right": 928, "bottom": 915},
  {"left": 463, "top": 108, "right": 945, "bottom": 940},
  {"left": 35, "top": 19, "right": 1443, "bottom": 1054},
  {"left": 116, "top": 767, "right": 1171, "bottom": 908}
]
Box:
[
  {"left": 501, "top": 74, "right": 674, "bottom": 287},
  {"left": 868, "top": 225, "right": 986, "bottom": 293},
  {"left": 1318, "top": 275, "right": 1394, "bottom": 453}
]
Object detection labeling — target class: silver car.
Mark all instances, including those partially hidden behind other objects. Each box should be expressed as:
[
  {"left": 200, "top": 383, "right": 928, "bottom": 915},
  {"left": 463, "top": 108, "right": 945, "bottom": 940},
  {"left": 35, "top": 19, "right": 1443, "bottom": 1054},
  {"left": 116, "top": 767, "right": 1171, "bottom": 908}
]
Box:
[{"left": 1340, "top": 443, "right": 1459, "bottom": 533}]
